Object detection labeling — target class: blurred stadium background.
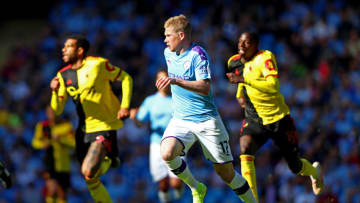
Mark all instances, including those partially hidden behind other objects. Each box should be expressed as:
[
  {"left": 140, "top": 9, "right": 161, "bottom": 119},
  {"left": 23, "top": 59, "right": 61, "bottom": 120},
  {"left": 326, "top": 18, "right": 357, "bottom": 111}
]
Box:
[{"left": 0, "top": 0, "right": 359, "bottom": 202}]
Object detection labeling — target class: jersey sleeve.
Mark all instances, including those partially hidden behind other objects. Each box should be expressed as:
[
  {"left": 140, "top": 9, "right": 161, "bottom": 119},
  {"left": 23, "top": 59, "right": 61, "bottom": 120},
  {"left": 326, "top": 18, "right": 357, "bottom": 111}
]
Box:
[
  {"left": 136, "top": 98, "right": 151, "bottom": 123},
  {"left": 51, "top": 72, "right": 68, "bottom": 116},
  {"left": 102, "top": 59, "right": 133, "bottom": 108},
  {"left": 236, "top": 83, "right": 244, "bottom": 98},
  {"left": 261, "top": 52, "right": 278, "bottom": 78},
  {"left": 194, "top": 54, "right": 211, "bottom": 81},
  {"left": 244, "top": 51, "right": 280, "bottom": 94},
  {"left": 32, "top": 122, "right": 48, "bottom": 149}
]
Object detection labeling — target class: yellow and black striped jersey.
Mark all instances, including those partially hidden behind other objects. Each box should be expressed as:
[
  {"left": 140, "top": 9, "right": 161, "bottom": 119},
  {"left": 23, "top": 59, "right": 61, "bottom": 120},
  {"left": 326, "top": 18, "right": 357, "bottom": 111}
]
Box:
[
  {"left": 51, "top": 56, "right": 133, "bottom": 133},
  {"left": 235, "top": 50, "right": 290, "bottom": 125}
]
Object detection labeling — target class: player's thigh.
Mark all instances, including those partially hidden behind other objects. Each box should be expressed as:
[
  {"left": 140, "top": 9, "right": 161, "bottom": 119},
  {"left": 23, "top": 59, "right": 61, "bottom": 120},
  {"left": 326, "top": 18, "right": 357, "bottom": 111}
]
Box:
[
  {"left": 240, "top": 119, "right": 269, "bottom": 155},
  {"left": 161, "top": 118, "right": 196, "bottom": 158},
  {"left": 195, "top": 116, "right": 233, "bottom": 163},
  {"left": 270, "top": 115, "right": 300, "bottom": 158}
]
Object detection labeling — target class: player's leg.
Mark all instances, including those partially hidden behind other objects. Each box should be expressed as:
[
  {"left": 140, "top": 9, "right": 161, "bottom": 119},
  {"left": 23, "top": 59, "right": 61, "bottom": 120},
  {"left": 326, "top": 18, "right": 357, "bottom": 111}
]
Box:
[
  {"left": 161, "top": 118, "right": 203, "bottom": 202},
  {"left": 213, "top": 162, "right": 256, "bottom": 203},
  {"left": 150, "top": 142, "right": 172, "bottom": 203},
  {"left": 0, "top": 161, "right": 11, "bottom": 189},
  {"left": 82, "top": 133, "right": 113, "bottom": 203},
  {"left": 239, "top": 119, "right": 268, "bottom": 202},
  {"left": 271, "top": 115, "right": 324, "bottom": 195},
  {"left": 169, "top": 176, "right": 184, "bottom": 200},
  {"left": 196, "top": 117, "right": 256, "bottom": 202},
  {"left": 54, "top": 172, "right": 71, "bottom": 203},
  {"left": 158, "top": 177, "right": 171, "bottom": 203},
  {"left": 45, "top": 178, "right": 57, "bottom": 203}
]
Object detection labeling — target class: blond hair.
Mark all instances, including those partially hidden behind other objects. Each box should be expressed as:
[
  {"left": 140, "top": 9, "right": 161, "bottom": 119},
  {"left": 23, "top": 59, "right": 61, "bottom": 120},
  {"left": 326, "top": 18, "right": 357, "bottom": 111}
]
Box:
[{"left": 164, "top": 14, "right": 192, "bottom": 37}]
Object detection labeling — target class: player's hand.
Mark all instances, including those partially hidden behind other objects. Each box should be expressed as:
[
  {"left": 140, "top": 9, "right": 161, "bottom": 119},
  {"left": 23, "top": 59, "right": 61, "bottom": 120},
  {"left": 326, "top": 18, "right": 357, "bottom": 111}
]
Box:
[
  {"left": 117, "top": 108, "right": 130, "bottom": 120},
  {"left": 129, "top": 108, "right": 139, "bottom": 120},
  {"left": 226, "top": 72, "right": 244, "bottom": 84},
  {"left": 156, "top": 76, "right": 172, "bottom": 90},
  {"left": 237, "top": 97, "right": 246, "bottom": 108},
  {"left": 50, "top": 77, "right": 60, "bottom": 92}
]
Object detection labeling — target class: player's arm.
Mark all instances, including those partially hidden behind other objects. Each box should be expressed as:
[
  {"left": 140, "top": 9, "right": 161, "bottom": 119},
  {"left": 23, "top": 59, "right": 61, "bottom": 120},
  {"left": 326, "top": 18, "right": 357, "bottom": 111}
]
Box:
[
  {"left": 129, "top": 107, "right": 144, "bottom": 128},
  {"left": 236, "top": 83, "right": 245, "bottom": 108},
  {"left": 173, "top": 78, "right": 210, "bottom": 96},
  {"left": 244, "top": 57, "right": 279, "bottom": 94},
  {"left": 157, "top": 55, "right": 211, "bottom": 96},
  {"left": 32, "top": 123, "right": 50, "bottom": 149},
  {"left": 156, "top": 76, "right": 210, "bottom": 96},
  {"left": 106, "top": 60, "right": 133, "bottom": 120},
  {"left": 244, "top": 75, "right": 279, "bottom": 94},
  {"left": 50, "top": 73, "right": 68, "bottom": 115}
]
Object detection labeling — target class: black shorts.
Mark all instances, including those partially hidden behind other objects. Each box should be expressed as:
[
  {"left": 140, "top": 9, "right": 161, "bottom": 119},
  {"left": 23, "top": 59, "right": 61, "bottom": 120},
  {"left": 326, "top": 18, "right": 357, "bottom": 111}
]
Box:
[
  {"left": 241, "top": 115, "right": 300, "bottom": 158},
  {"left": 75, "top": 127, "right": 119, "bottom": 164},
  {"left": 48, "top": 171, "right": 71, "bottom": 190}
]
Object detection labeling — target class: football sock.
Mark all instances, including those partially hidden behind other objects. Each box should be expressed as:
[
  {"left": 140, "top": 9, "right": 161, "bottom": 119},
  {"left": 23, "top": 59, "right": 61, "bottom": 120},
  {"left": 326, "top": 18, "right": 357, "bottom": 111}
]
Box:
[
  {"left": 240, "top": 154, "right": 259, "bottom": 202},
  {"left": 94, "top": 156, "right": 112, "bottom": 178},
  {"left": 166, "top": 157, "right": 199, "bottom": 189},
  {"left": 298, "top": 158, "right": 317, "bottom": 177},
  {"left": 56, "top": 199, "right": 67, "bottom": 203},
  {"left": 158, "top": 191, "right": 171, "bottom": 203},
  {"left": 85, "top": 177, "right": 113, "bottom": 203},
  {"left": 227, "top": 172, "right": 257, "bottom": 203},
  {"left": 45, "top": 196, "right": 55, "bottom": 203}
]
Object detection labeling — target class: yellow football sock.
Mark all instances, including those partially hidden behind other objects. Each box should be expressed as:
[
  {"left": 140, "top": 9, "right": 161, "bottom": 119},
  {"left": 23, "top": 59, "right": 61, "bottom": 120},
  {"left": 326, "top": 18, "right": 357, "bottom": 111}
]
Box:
[
  {"left": 56, "top": 199, "right": 67, "bottom": 203},
  {"left": 85, "top": 177, "right": 113, "bottom": 203},
  {"left": 94, "top": 156, "right": 112, "bottom": 178},
  {"left": 298, "top": 158, "right": 317, "bottom": 177},
  {"left": 240, "top": 154, "right": 258, "bottom": 202},
  {"left": 45, "top": 196, "right": 55, "bottom": 203}
]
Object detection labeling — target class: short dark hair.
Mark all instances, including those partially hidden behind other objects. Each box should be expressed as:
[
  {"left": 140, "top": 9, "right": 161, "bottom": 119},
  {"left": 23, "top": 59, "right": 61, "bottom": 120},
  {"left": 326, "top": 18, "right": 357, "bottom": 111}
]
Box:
[
  {"left": 248, "top": 32, "right": 260, "bottom": 45},
  {"left": 67, "top": 34, "right": 90, "bottom": 56}
]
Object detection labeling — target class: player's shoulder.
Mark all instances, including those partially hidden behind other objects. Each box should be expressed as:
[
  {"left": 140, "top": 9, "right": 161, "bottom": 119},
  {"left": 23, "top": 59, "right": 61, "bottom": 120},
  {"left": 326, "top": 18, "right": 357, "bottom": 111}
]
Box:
[
  {"left": 256, "top": 50, "right": 274, "bottom": 59},
  {"left": 58, "top": 64, "right": 72, "bottom": 73},
  {"left": 190, "top": 44, "right": 209, "bottom": 60},
  {"left": 85, "top": 56, "right": 108, "bottom": 64}
]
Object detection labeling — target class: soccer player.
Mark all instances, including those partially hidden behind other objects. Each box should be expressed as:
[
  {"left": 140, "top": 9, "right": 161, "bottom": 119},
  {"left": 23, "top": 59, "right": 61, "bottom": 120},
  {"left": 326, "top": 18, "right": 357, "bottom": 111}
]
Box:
[
  {"left": 0, "top": 161, "right": 11, "bottom": 189},
  {"left": 32, "top": 106, "right": 75, "bottom": 203},
  {"left": 156, "top": 15, "right": 256, "bottom": 203},
  {"left": 130, "top": 69, "right": 184, "bottom": 203},
  {"left": 226, "top": 32, "right": 325, "bottom": 201},
  {"left": 50, "top": 34, "right": 133, "bottom": 202}
]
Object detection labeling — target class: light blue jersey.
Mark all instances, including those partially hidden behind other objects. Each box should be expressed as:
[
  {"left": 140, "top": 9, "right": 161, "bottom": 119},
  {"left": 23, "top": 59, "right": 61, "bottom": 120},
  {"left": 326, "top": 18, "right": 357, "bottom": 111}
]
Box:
[
  {"left": 136, "top": 92, "right": 172, "bottom": 144},
  {"left": 164, "top": 43, "right": 218, "bottom": 122}
]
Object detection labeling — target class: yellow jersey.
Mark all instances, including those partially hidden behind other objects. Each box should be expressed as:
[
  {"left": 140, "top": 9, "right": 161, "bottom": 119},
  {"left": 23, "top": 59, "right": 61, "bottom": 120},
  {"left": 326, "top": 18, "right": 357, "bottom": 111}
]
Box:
[
  {"left": 32, "top": 120, "right": 75, "bottom": 172},
  {"left": 235, "top": 50, "right": 290, "bottom": 125},
  {"left": 51, "top": 56, "right": 133, "bottom": 133}
]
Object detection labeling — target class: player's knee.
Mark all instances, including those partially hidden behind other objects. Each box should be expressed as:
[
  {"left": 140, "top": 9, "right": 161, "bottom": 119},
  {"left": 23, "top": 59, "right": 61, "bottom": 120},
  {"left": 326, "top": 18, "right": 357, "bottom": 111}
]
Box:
[
  {"left": 158, "top": 178, "right": 170, "bottom": 192},
  {"left": 161, "top": 149, "right": 175, "bottom": 161},
  {"left": 81, "top": 165, "right": 95, "bottom": 178},
  {"left": 286, "top": 157, "right": 303, "bottom": 174},
  {"left": 239, "top": 136, "right": 255, "bottom": 154}
]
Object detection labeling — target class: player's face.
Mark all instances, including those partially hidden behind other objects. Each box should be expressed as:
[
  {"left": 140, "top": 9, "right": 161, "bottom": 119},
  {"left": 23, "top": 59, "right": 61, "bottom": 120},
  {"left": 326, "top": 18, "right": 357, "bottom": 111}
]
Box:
[
  {"left": 62, "top": 39, "right": 80, "bottom": 64},
  {"left": 164, "top": 27, "right": 182, "bottom": 52},
  {"left": 238, "top": 33, "right": 258, "bottom": 61}
]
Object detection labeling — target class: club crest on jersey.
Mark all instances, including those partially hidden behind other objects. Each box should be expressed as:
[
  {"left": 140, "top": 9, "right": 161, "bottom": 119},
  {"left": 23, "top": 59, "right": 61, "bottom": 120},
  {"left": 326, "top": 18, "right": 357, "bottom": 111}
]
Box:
[
  {"left": 183, "top": 61, "right": 191, "bottom": 70},
  {"left": 66, "top": 79, "right": 73, "bottom": 85}
]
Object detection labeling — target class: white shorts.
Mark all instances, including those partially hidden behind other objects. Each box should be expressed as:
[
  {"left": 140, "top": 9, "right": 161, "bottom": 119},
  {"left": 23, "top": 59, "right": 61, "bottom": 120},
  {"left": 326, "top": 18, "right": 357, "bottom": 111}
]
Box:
[
  {"left": 162, "top": 116, "right": 233, "bottom": 163},
  {"left": 150, "top": 142, "right": 178, "bottom": 182}
]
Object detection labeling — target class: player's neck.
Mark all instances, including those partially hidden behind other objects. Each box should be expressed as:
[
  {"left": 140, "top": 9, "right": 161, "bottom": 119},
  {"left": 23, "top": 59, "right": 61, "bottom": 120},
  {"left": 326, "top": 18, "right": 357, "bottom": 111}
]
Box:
[
  {"left": 177, "top": 40, "right": 192, "bottom": 55},
  {"left": 71, "top": 58, "right": 84, "bottom": 70}
]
